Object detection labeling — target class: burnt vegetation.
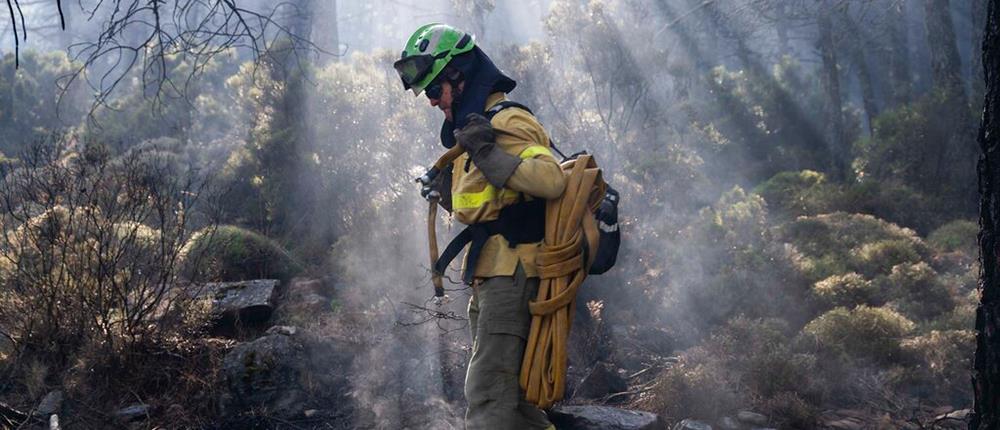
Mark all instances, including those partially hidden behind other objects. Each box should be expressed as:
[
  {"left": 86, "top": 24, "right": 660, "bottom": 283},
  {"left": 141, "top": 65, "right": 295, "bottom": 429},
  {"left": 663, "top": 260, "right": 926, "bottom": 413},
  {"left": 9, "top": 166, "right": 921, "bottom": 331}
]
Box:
[{"left": 0, "top": 0, "right": 993, "bottom": 428}]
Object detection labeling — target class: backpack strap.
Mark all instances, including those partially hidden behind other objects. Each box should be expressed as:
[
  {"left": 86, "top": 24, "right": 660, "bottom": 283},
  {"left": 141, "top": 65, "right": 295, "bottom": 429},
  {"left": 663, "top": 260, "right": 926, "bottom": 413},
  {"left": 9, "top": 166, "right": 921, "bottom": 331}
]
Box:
[
  {"left": 485, "top": 100, "right": 534, "bottom": 119},
  {"left": 485, "top": 101, "right": 569, "bottom": 161}
]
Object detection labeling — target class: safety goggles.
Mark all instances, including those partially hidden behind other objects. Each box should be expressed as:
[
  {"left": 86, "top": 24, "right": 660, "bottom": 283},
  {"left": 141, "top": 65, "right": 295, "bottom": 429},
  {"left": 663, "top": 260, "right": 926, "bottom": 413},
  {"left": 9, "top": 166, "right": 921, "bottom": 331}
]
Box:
[
  {"left": 424, "top": 80, "right": 444, "bottom": 100},
  {"left": 393, "top": 52, "right": 447, "bottom": 91}
]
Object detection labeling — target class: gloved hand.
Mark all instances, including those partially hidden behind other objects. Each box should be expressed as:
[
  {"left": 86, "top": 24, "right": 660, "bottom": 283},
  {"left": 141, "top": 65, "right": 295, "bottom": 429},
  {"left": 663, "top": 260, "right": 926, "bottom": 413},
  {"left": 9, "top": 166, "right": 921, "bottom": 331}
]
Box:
[
  {"left": 596, "top": 185, "right": 619, "bottom": 228},
  {"left": 454, "top": 113, "right": 521, "bottom": 188},
  {"left": 417, "top": 164, "right": 453, "bottom": 212},
  {"left": 454, "top": 113, "right": 496, "bottom": 154}
]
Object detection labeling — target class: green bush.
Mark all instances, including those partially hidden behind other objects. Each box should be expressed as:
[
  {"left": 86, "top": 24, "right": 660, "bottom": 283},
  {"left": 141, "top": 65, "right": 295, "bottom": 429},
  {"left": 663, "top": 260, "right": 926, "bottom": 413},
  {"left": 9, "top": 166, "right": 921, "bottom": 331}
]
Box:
[
  {"left": 852, "top": 89, "right": 977, "bottom": 219},
  {"left": 780, "top": 212, "right": 930, "bottom": 281},
  {"left": 669, "top": 187, "right": 812, "bottom": 332},
  {"left": 754, "top": 170, "right": 842, "bottom": 218},
  {"left": 851, "top": 239, "right": 923, "bottom": 277},
  {"left": 642, "top": 358, "right": 741, "bottom": 422},
  {"left": 876, "top": 262, "right": 955, "bottom": 321},
  {"left": 812, "top": 272, "right": 877, "bottom": 309},
  {"left": 899, "top": 330, "right": 974, "bottom": 404},
  {"left": 801, "top": 306, "right": 915, "bottom": 363},
  {"left": 644, "top": 317, "right": 819, "bottom": 424},
  {"left": 928, "top": 220, "right": 978, "bottom": 255},
  {"left": 927, "top": 288, "right": 978, "bottom": 331},
  {"left": 180, "top": 225, "right": 303, "bottom": 282},
  {"left": 711, "top": 317, "right": 817, "bottom": 399}
]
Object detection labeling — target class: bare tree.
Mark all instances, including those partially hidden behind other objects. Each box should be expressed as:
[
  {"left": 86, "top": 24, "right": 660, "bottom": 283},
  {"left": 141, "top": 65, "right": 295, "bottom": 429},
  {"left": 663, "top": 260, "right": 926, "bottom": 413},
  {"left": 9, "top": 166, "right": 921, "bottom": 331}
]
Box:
[
  {"left": 0, "top": 140, "right": 214, "bottom": 366},
  {"left": 2, "top": 1, "right": 330, "bottom": 117}
]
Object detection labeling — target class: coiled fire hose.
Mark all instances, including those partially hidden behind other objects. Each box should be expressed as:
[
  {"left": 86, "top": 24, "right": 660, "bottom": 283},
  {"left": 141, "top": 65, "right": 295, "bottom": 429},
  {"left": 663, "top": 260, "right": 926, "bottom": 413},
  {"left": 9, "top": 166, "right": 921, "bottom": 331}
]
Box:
[
  {"left": 521, "top": 155, "right": 605, "bottom": 409},
  {"left": 421, "top": 148, "right": 605, "bottom": 409}
]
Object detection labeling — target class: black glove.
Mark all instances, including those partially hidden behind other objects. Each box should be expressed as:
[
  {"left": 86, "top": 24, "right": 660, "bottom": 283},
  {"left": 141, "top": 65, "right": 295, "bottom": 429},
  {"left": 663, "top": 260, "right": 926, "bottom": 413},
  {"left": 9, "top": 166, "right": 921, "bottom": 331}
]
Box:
[
  {"left": 596, "top": 186, "right": 619, "bottom": 227},
  {"left": 454, "top": 113, "right": 521, "bottom": 188},
  {"left": 417, "top": 165, "right": 453, "bottom": 212},
  {"left": 454, "top": 113, "right": 496, "bottom": 154}
]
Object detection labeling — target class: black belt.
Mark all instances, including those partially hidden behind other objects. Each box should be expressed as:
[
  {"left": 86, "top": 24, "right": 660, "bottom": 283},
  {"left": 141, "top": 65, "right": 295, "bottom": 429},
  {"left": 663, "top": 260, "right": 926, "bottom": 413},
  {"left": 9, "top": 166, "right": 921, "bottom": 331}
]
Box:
[{"left": 434, "top": 198, "right": 545, "bottom": 284}]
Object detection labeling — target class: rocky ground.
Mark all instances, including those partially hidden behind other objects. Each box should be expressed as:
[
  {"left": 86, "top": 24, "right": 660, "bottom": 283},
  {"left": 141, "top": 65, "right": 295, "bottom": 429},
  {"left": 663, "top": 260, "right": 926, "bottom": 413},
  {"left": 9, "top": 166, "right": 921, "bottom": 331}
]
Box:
[{"left": 3, "top": 275, "right": 973, "bottom": 429}]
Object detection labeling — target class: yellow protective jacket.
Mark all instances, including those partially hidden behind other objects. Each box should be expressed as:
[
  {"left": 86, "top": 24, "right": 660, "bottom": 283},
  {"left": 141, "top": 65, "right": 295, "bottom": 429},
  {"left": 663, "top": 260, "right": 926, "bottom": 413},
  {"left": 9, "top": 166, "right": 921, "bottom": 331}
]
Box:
[{"left": 451, "top": 92, "right": 566, "bottom": 278}]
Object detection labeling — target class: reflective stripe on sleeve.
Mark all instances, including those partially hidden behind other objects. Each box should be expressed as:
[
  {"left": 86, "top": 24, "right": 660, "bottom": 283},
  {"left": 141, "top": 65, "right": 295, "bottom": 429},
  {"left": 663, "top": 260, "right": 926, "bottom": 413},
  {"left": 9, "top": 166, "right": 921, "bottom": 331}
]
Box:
[
  {"left": 519, "top": 145, "right": 553, "bottom": 160},
  {"left": 452, "top": 185, "right": 519, "bottom": 210}
]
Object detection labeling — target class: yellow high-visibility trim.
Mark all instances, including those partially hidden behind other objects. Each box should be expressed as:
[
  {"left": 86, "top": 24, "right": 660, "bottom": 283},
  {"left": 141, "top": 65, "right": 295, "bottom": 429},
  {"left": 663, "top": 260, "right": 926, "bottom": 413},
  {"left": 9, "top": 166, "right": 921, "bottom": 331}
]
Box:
[
  {"left": 453, "top": 185, "right": 519, "bottom": 210},
  {"left": 519, "top": 145, "right": 553, "bottom": 160}
]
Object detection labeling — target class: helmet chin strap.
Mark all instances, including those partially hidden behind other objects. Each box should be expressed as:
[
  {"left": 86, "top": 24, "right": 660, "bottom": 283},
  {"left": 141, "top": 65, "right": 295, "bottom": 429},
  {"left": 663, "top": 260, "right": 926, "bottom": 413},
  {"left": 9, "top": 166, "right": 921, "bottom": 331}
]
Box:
[{"left": 450, "top": 83, "right": 464, "bottom": 122}]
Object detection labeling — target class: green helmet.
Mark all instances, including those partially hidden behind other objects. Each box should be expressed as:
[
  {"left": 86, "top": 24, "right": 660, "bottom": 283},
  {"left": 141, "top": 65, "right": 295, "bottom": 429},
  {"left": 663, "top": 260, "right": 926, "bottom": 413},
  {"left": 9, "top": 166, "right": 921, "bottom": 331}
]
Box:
[{"left": 394, "top": 23, "right": 476, "bottom": 96}]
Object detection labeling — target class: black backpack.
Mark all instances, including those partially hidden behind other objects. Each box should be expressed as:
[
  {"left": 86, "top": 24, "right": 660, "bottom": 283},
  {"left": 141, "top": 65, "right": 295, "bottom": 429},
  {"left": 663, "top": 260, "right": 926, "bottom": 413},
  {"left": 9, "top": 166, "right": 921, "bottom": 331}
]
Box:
[{"left": 485, "top": 101, "right": 620, "bottom": 275}]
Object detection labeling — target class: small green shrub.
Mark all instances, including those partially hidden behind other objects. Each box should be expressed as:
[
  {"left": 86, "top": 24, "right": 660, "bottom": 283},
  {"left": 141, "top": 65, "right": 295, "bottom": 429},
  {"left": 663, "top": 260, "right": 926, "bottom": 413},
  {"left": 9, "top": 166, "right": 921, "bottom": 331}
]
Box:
[
  {"left": 180, "top": 225, "right": 303, "bottom": 282},
  {"left": 757, "top": 392, "right": 819, "bottom": 429},
  {"left": 928, "top": 220, "right": 978, "bottom": 255},
  {"left": 878, "top": 262, "right": 954, "bottom": 321},
  {"left": 852, "top": 89, "right": 977, "bottom": 220},
  {"left": 801, "top": 306, "right": 915, "bottom": 363},
  {"left": 851, "top": 239, "right": 923, "bottom": 277},
  {"left": 642, "top": 358, "right": 741, "bottom": 422},
  {"left": 927, "top": 288, "right": 977, "bottom": 331},
  {"left": 899, "top": 330, "right": 974, "bottom": 404},
  {"left": 842, "top": 181, "right": 936, "bottom": 233},
  {"left": 812, "top": 272, "right": 877, "bottom": 309},
  {"left": 754, "top": 170, "right": 842, "bottom": 218},
  {"left": 780, "top": 212, "right": 930, "bottom": 281}
]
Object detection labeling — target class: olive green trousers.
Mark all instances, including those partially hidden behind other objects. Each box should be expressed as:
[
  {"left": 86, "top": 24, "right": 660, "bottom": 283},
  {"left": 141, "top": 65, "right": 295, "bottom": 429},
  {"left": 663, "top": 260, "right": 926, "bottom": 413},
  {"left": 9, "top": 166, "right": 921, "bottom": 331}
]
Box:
[{"left": 465, "top": 264, "right": 552, "bottom": 430}]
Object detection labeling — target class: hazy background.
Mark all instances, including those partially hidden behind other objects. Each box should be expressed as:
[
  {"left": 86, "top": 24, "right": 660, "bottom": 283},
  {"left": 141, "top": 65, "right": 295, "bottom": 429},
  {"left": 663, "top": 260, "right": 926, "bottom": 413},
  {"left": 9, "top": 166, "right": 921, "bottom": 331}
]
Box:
[{"left": 0, "top": 0, "right": 986, "bottom": 428}]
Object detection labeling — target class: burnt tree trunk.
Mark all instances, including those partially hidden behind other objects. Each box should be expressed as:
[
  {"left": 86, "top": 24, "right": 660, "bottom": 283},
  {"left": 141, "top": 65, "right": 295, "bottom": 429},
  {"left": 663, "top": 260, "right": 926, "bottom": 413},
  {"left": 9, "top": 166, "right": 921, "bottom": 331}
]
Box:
[
  {"left": 925, "top": 0, "right": 978, "bottom": 208},
  {"left": 973, "top": 0, "right": 1000, "bottom": 428},
  {"left": 842, "top": 11, "right": 879, "bottom": 136},
  {"left": 818, "top": 2, "right": 848, "bottom": 180},
  {"left": 925, "top": 0, "right": 968, "bottom": 104},
  {"left": 974, "top": 0, "right": 988, "bottom": 102},
  {"left": 887, "top": 1, "right": 912, "bottom": 105},
  {"left": 312, "top": 0, "right": 339, "bottom": 65}
]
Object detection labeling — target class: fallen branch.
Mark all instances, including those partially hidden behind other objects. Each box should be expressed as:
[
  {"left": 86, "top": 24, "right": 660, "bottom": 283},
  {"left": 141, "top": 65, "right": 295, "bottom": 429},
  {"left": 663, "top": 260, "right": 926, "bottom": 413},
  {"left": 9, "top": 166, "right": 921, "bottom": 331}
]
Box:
[{"left": 0, "top": 401, "right": 42, "bottom": 427}]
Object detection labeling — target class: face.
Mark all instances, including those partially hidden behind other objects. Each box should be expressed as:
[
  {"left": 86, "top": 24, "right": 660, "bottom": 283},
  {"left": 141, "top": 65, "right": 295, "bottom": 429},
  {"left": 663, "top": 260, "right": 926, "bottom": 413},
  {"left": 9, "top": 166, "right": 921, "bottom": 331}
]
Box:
[{"left": 427, "top": 80, "right": 462, "bottom": 122}]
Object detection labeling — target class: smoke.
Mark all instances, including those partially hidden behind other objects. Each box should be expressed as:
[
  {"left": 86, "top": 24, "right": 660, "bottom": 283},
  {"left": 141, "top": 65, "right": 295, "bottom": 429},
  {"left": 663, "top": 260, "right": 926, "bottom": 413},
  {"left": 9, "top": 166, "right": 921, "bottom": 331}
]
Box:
[{"left": 0, "top": 0, "right": 981, "bottom": 426}]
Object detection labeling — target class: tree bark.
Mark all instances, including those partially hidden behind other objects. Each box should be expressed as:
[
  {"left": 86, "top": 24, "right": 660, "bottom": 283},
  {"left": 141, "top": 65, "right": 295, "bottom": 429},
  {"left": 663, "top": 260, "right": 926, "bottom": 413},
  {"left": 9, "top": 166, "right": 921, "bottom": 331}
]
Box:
[
  {"left": 887, "top": 0, "right": 912, "bottom": 105},
  {"left": 775, "top": 3, "right": 791, "bottom": 57},
  {"left": 973, "top": 1, "right": 1000, "bottom": 428},
  {"left": 842, "top": 10, "right": 879, "bottom": 136},
  {"left": 817, "top": 2, "right": 848, "bottom": 180},
  {"left": 925, "top": 0, "right": 968, "bottom": 105},
  {"left": 311, "top": 0, "right": 339, "bottom": 64},
  {"left": 974, "top": 0, "right": 988, "bottom": 102}
]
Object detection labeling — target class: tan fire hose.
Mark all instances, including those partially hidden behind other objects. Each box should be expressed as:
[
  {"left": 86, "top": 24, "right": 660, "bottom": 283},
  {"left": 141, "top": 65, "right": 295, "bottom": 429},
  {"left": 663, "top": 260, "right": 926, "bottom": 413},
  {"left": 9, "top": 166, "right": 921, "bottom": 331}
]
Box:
[
  {"left": 422, "top": 147, "right": 604, "bottom": 409},
  {"left": 521, "top": 154, "right": 605, "bottom": 409},
  {"left": 421, "top": 145, "right": 466, "bottom": 298}
]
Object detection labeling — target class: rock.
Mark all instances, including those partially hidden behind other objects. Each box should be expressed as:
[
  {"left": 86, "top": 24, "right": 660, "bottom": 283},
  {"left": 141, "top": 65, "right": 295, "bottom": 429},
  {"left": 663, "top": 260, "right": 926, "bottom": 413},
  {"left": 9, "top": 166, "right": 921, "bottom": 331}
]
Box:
[
  {"left": 115, "top": 404, "right": 149, "bottom": 422},
  {"left": 573, "top": 362, "right": 628, "bottom": 399},
  {"left": 934, "top": 409, "right": 971, "bottom": 429},
  {"left": 716, "top": 416, "right": 741, "bottom": 430},
  {"left": 633, "top": 326, "right": 675, "bottom": 356},
  {"left": 736, "top": 411, "right": 768, "bottom": 426},
  {"left": 274, "top": 278, "right": 336, "bottom": 325},
  {"left": 219, "top": 332, "right": 307, "bottom": 419},
  {"left": 266, "top": 325, "right": 298, "bottom": 336},
  {"left": 199, "top": 279, "right": 279, "bottom": 330},
  {"left": 673, "top": 419, "right": 713, "bottom": 430},
  {"left": 549, "top": 405, "right": 663, "bottom": 430},
  {"left": 36, "top": 390, "right": 63, "bottom": 416},
  {"left": 818, "top": 409, "right": 866, "bottom": 430}
]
